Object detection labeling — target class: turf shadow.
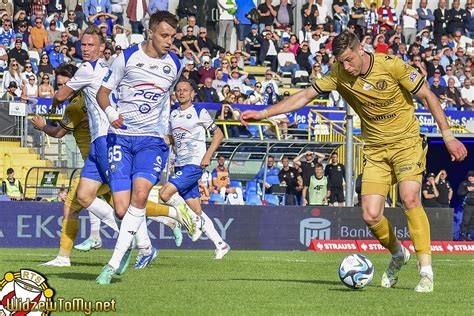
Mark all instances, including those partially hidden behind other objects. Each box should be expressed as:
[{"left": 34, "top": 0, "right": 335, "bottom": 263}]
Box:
[
  {"left": 46, "top": 272, "right": 122, "bottom": 283},
  {"left": 230, "top": 278, "right": 341, "bottom": 286}
]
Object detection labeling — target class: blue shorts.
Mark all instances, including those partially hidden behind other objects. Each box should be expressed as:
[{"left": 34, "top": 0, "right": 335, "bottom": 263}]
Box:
[
  {"left": 81, "top": 136, "right": 109, "bottom": 184},
  {"left": 106, "top": 134, "right": 169, "bottom": 193},
  {"left": 169, "top": 165, "right": 203, "bottom": 200}
]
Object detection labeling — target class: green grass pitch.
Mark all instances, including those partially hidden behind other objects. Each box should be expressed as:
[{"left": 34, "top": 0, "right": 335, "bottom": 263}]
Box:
[{"left": 0, "top": 248, "right": 473, "bottom": 315}]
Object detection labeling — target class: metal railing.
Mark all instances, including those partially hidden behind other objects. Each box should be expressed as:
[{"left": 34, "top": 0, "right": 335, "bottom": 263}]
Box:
[{"left": 23, "top": 166, "right": 81, "bottom": 200}]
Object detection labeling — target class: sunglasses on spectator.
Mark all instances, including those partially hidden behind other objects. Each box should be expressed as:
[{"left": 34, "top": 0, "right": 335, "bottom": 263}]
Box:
[
  {"left": 43, "top": 77, "right": 49, "bottom": 80},
  {"left": 255, "top": 85, "right": 262, "bottom": 88},
  {"left": 19, "top": 24, "right": 26, "bottom": 28},
  {"left": 199, "top": 31, "right": 206, "bottom": 34},
  {"left": 36, "top": 21, "right": 42, "bottom": 24},
  {"left": 104, "top": 52, "right": 111, "bottom": 55},
  {"left": 25, "top": 65, "right": 32, "bottom": 68},
  {"left": 12, "top": 63, "right": 18, "bottom": 67}
]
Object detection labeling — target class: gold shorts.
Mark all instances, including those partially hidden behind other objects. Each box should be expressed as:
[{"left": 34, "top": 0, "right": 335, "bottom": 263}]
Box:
[
  {"left": 65, "top": 175, "right": 111, "bottom": 212},
  {"left": 361, "top": 135, "right": 427, "bottom": 197}
]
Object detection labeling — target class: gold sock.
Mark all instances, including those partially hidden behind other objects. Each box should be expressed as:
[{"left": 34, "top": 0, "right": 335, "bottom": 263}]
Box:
[
  {"left": 58, "top": 219, "right": 79, "bottom": 257},
  {"left": 146, "top": 201, "right": 170, "bottom": 217},
  {"left": 405, "top": 206, "right": 431, "bottom": 256},
  {"left": 369, "top": 216, "right": 399, "bottom": 254}
]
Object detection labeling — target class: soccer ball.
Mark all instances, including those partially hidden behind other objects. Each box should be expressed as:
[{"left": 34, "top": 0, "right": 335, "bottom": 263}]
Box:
[{"left": 338, "top": 254, "right": 374, "bottom": 289}]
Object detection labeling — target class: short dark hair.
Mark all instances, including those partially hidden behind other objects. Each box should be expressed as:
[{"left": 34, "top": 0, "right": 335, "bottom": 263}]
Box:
[
  {"left": 217, "top": 154, "right": 225, "bottom": 159},
  {"left": 331, "top": 152, "right": 338, "bottom": 157},
  {"left": 149, "top": 10, "right": 178, "bottom": 30},
  {"left": 332, "top": 31, "right": 360, "bottom": 57},
  {"left": 7, "top": 168, "right": 14, "bottom": 174},
  {"left": 315, "top": 163, "right": 324, "bottom": 169},
  {"left": 175, "top": 78, "right": 194, "bottom": 90},
  {"left": 55, "top": 63, "right": 78, "bottom": 79},
  {"left": 82, "top": 25, "right": 106, "bottom": 44},
  {"left": 268, "top": 155, "right": 275, "bottom": 160}
]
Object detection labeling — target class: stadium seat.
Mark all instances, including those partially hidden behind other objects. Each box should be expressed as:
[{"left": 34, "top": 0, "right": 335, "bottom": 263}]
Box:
[
  {"left": 246, "top": 125, "right": 260, "bottom": 138},
  {"left": 229, "top": 180, "right": 242, "bottom": 189},
  {"left": 294, "top": 70, "right": 310, "bottom": 88},
  {"left": 209, "top": 193, "right": 225, "bottom": 205},
  {"left": 130, "top": 34, "right": 145, "bottom": 45},
  {"left": 246, "top": 193, "right": 262, "bottom": 205},
  {"left": 115, "top": 33, "right": 130, "bottom": 49},
  {"left": 264, "top": 194, "right": 279, "bottom": 206}
]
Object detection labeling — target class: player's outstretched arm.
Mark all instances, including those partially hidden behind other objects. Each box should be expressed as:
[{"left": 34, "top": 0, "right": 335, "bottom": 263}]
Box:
[
  {"left": 97, "top": 86, "right": 123, "bottom": 128},
  {"left": 31, "top": 115, "right": 68, "bottom": 138},
  {"left": 240, "top": 86, "right": 319, "bottom": 125},
  {"left": 415, "top": 83, "right": 468, "bottom": 162},
  {"left": 52, "top": 85, "right": 75, "bottom": 113},
  {"left": 201, "top": 127, "right": 224, "bottom": 169}
]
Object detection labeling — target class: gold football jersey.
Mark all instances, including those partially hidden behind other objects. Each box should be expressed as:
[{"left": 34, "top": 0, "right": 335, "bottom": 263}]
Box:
[
  {"left": 58, "top": 92, "right": 91, "bottom": 161},
  {"left": 312, "top": 53, "right": 424, "bottom": 145}
]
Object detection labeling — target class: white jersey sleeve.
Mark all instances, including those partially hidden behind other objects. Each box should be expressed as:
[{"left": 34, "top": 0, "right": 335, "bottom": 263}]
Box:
[
  {"left": 66, "top": 59, "right": 110, "bottom": 142},
  {"left": 101, "top": 52, "right": 126, "bottom": 91},
  {"left": 197, "top": 107, "right": 217, "bottom": 132}
]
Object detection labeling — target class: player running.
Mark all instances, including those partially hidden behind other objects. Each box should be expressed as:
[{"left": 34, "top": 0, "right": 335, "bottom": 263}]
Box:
[
  {"left": 241, "top": 31, "right": 468, "bottom": 292},
  {"left": 32, "top": 64, "right": 188, "bottom": 267},
  {"left": 95, "top": 11, "right": 194, "bottom": 285},
  {"left": 159, "top": 80, "right": 230, "bottom": 259}
]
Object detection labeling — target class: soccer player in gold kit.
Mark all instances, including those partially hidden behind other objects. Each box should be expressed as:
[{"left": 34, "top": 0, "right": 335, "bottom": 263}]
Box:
[{"left": 241, "top": 31, "right": 468, "bottom": 292}]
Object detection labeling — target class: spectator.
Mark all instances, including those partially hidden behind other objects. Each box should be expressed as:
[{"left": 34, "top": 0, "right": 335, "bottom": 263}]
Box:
[
  {"left": 350, "top": 0, "right": 367, "bottom": 39},
  {"left": 448, "top": 0, "right": 468, "bottom": 35},
  {"left": 434, "top": 0, "right": 448, "bottom": 42},
  {"left": 32, "top": 0, "right": 48, "bottom": 17},
  {"left": 0, "top": 43, "right": 6, "bottom": 72},
  {"left": 8, "top": 39, "right": 29, "bottom": 67},
  {"left": 293, "top": 150, "right": 325, "bottom": 198},
  {"left": 211, "top": 155, "right": 234, "bottom": 194},
  {"left": 217, "top": 0, "right": 237, "bottom": 52},
  {"left": 457, "top": 170, "right": 474, "bottom": 241},
  {"left": 64, "top": 10, "right": 81, "bottom": 39},
  {"left": 111, "top": 0, "right": 127, "bottom": 25},
  {"left": 301, "top": 0, "right": 317, "bottom": 27},
  {"left": 37, "top": 54, "right": 54, "bottom": 81},
  {"left": 14, "top": 1, "right": 31, "bottom": 16},
  {"left": 0, "top": 18, "right": 14, "bottom": 47},
  {"left": 422, "top": 172, "right": 440, "bottom": 207},
  {"left": 176, "top": 0, "right": 198, "bottom": 21},
  {"left": 30, "top": 18, "right": 49, "bottom": 52},
  {"left": 46, "top": 0, "right": 66, "bottom": 16},
  {"left": 22, "top": 75, "right": 39, "bottom": 98},
  {"left": 215, "top": 100, "right": 239, "bottom": 137},
  {"left": 257, "top": 0, "right": 276, "bottom": 33},
  {"left": 47, "top": 20, "right": 62, "bottom": 43},
  {"left": 411, "top": 55, "right": 427, "bottom": 78},
  {"left": 366, "top": 2, "right": 378, "bottom": 36},
  {"left": 427, "top": 56, "right": 445, "bottom": 78},
  {"left": 303, "top": 163, "right": 330, "bottom": 206},
  {"left": 15, "top": 22, "right": 30, "bottom": 48},
  {"left": 461, "top": 78, "right": 474, "bottom": 110},
  {"left": 2, "top": 58, "right": 22, "bottom": 91},
  {"left": 148, "top": 0, "right": 167, "bottom": 14},
  {"left": 198, "top": 77, "right": 219, "bottom": 103},
  {"left": 181, "top": 15, "right": 199, "bottom": 36},
  {"left": 2, "top": 81, "right": 20, "bottom": 100},
  {"left": 445, "top": 78, "right": 464, "bottom": 110},
  {"left": 416, "top": 0, "right": 434, "bottom": 32},
  {"left": 84, "top": 0, "right": 112, "bottom": 16},
  {"left": 244, "top": 24, "right": 261, "bottom": 55},
  {"left": 402, "top": 0, "right": 418, "bottom": 45},
  {"left": 277, "top": 42, "right": 300, "bottom": 78},
  {"left": 429, "top": 69, "right": 447, "bottom": 87},
  {"left": 217, "top": 84, "right": 231, "bottom": 101},
  {"left": 50, "top": 187, "right": 68, "bottom": 202},
  {"left": 254, "top": 155, "right": 280, "bottom": 194},
  {"left": 308, "top": 29, "right": 329, "bottom": 55},
  {"left": 333, "top": 5, "right": 349, "bottom": 34},
  {"left": 227, "top": 68, "right": 248, "bottom": 93},
  {"left": 430, "top": 76, "right": 447, "bottom": 106},
  {"left": 38, "top": 73, "right": 55, "bottom": 97},
  {"left": 197, "top": 27, "right": 219, "bottom": 56},
  {"left": 21, "top": 62, "right": 37, "bottom": 85},
  {"left": 377, "top": 0, "right": 397, "bottom": 31},
  {"left": 46, "top": 41, "right": 64, "bottom": 67},
  {"left": 127, "top": 0, "right": 147, "bottom": 34},
  {"left": 212, "top": 68, "right": 227, "bottom": 93},
  {"left": 182, "top": 25, "right": 200, "bottom": 53},
  {"left": 298, "top": 22, "right": 313, "bottom": 44},
  {"left": 279, "top": 156, "right": 302, "bottom": 205},
  {"left": 2, "top": 168, "right": 23, "bottom": 200},
  {"left": 0, "top": 0, "right": 13, "bottom": 16},
  {"left": 274, "top": 0, "right": 294, "bottom": 30},
  {"left": 258, "top": 31, "right": 279, "bottom": 71},
  {"left": 435, "top": 170, "right": 453, "bottom": 208},
  {"left": 324, "top": 152, "right": 345, "bottom": 207},
  {"left": 443, "top": 66, "right": 461, "bottom": 88},
  {"left": 261, "top": 70, "right": 280, "bottom": 96},
  {"left": 287, "top": 35, "right": 299, "bottom": 56},
  {"left": 466, "top": 0, "right": 474, "bottom": 38},
  {"left": 59, "top": 32, "right": 74, "bottom": 51},
  {"left": 373, "top": 33, "right": 389, "bottom": 54},
  {"left": 90, "top": 12, "right": 117, "bottom": 36},
  {"left": 295, "top": 41, "right": 311, "bottom": 73}
]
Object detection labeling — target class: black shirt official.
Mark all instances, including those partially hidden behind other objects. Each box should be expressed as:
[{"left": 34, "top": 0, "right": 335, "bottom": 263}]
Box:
[
  {"left": 436, "top": 179, "right": 452, "bottom": 207},
  {"left": 325, "top": 163, "right": 345, "bottom": 188},
  {"left": 422, "top": 181, "right": 441, "bottom": 207}
]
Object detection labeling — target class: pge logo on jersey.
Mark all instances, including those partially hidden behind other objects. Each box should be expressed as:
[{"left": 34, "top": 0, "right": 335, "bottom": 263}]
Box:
[{"left": 0, "top": 269, "right": 54, "bottom": 315}]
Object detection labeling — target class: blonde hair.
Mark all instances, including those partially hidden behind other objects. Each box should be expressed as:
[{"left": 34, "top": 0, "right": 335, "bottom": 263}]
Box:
[{"left": 8, "top": 58, "right": 22, "bottom": 77}]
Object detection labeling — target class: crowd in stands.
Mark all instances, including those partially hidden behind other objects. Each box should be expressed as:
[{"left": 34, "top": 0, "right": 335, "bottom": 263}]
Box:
[{"left": 0, "top": 1, "right": 472, "bottom": 111}]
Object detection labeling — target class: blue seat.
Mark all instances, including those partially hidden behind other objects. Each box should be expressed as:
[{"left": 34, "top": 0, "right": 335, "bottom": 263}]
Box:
[
  {"left": 245, "top": 181, "right": 258, "bottom": 194},
  {"left": 265, "top": 194, "right": 280, "bottom": 206},
  {"left": 246, "top": 193, "right": 262, "bottom": 205},
  {"left": 246, "top": 125, "right": 260, "bottom": 138},
  {"left": 230, "top": 180, "right": 242, "bottom": 189},
  {"left": 266, "top": 175, "right": 280, "bottom": 185},
  {"left": 209, "top": 193, "right": 225, "bottom": 205}
]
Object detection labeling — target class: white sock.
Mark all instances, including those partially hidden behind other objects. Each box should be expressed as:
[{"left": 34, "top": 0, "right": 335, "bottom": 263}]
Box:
[
  {"left": 149, "top": 216, "right": 177, "bottom": 229},
  {"left": 108, "top": 205, "right": 145, "bottom": 270},
  {"left": 88, "top": 211, "right": 101, "bottom": 241},
  {"left": 87, "top": 197, "right": 120, "bottom": 233},
  {"left": 420, "top": 265, "right": 433, "bottom": 277},
  {"left": 201, "top": 212, "right": 225, "bottom": 249},
  {"left": 166, "top": 193, "right": 187, "bottom": 208},
  {"left": 135, "top": 219, "right": 152, "bottom": 256}
]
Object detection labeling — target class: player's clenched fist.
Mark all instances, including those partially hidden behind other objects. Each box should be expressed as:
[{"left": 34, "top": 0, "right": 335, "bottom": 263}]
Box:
[{"left": 240, "top": 110, "right": 264, "bottom": 126}]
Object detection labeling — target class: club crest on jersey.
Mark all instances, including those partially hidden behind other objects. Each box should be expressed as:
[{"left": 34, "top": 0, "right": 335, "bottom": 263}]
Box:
[
  {"left": 139, "top": 103, "right": 151, "bottom": 114},
  {"left": 186, "top": 114, "right": 192, "bottom": 119},
  {"left": 362, "top": 83, "right": 373, "bottom": 91},
  {"left": 409, "top": 71, "right": 418, "bottom": 82},
  {"left": 375, "top": 80, "right": 387, "bottom": 91},
  {"left": 163, "top": 65, "right": 171, "bottom": 74}
]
